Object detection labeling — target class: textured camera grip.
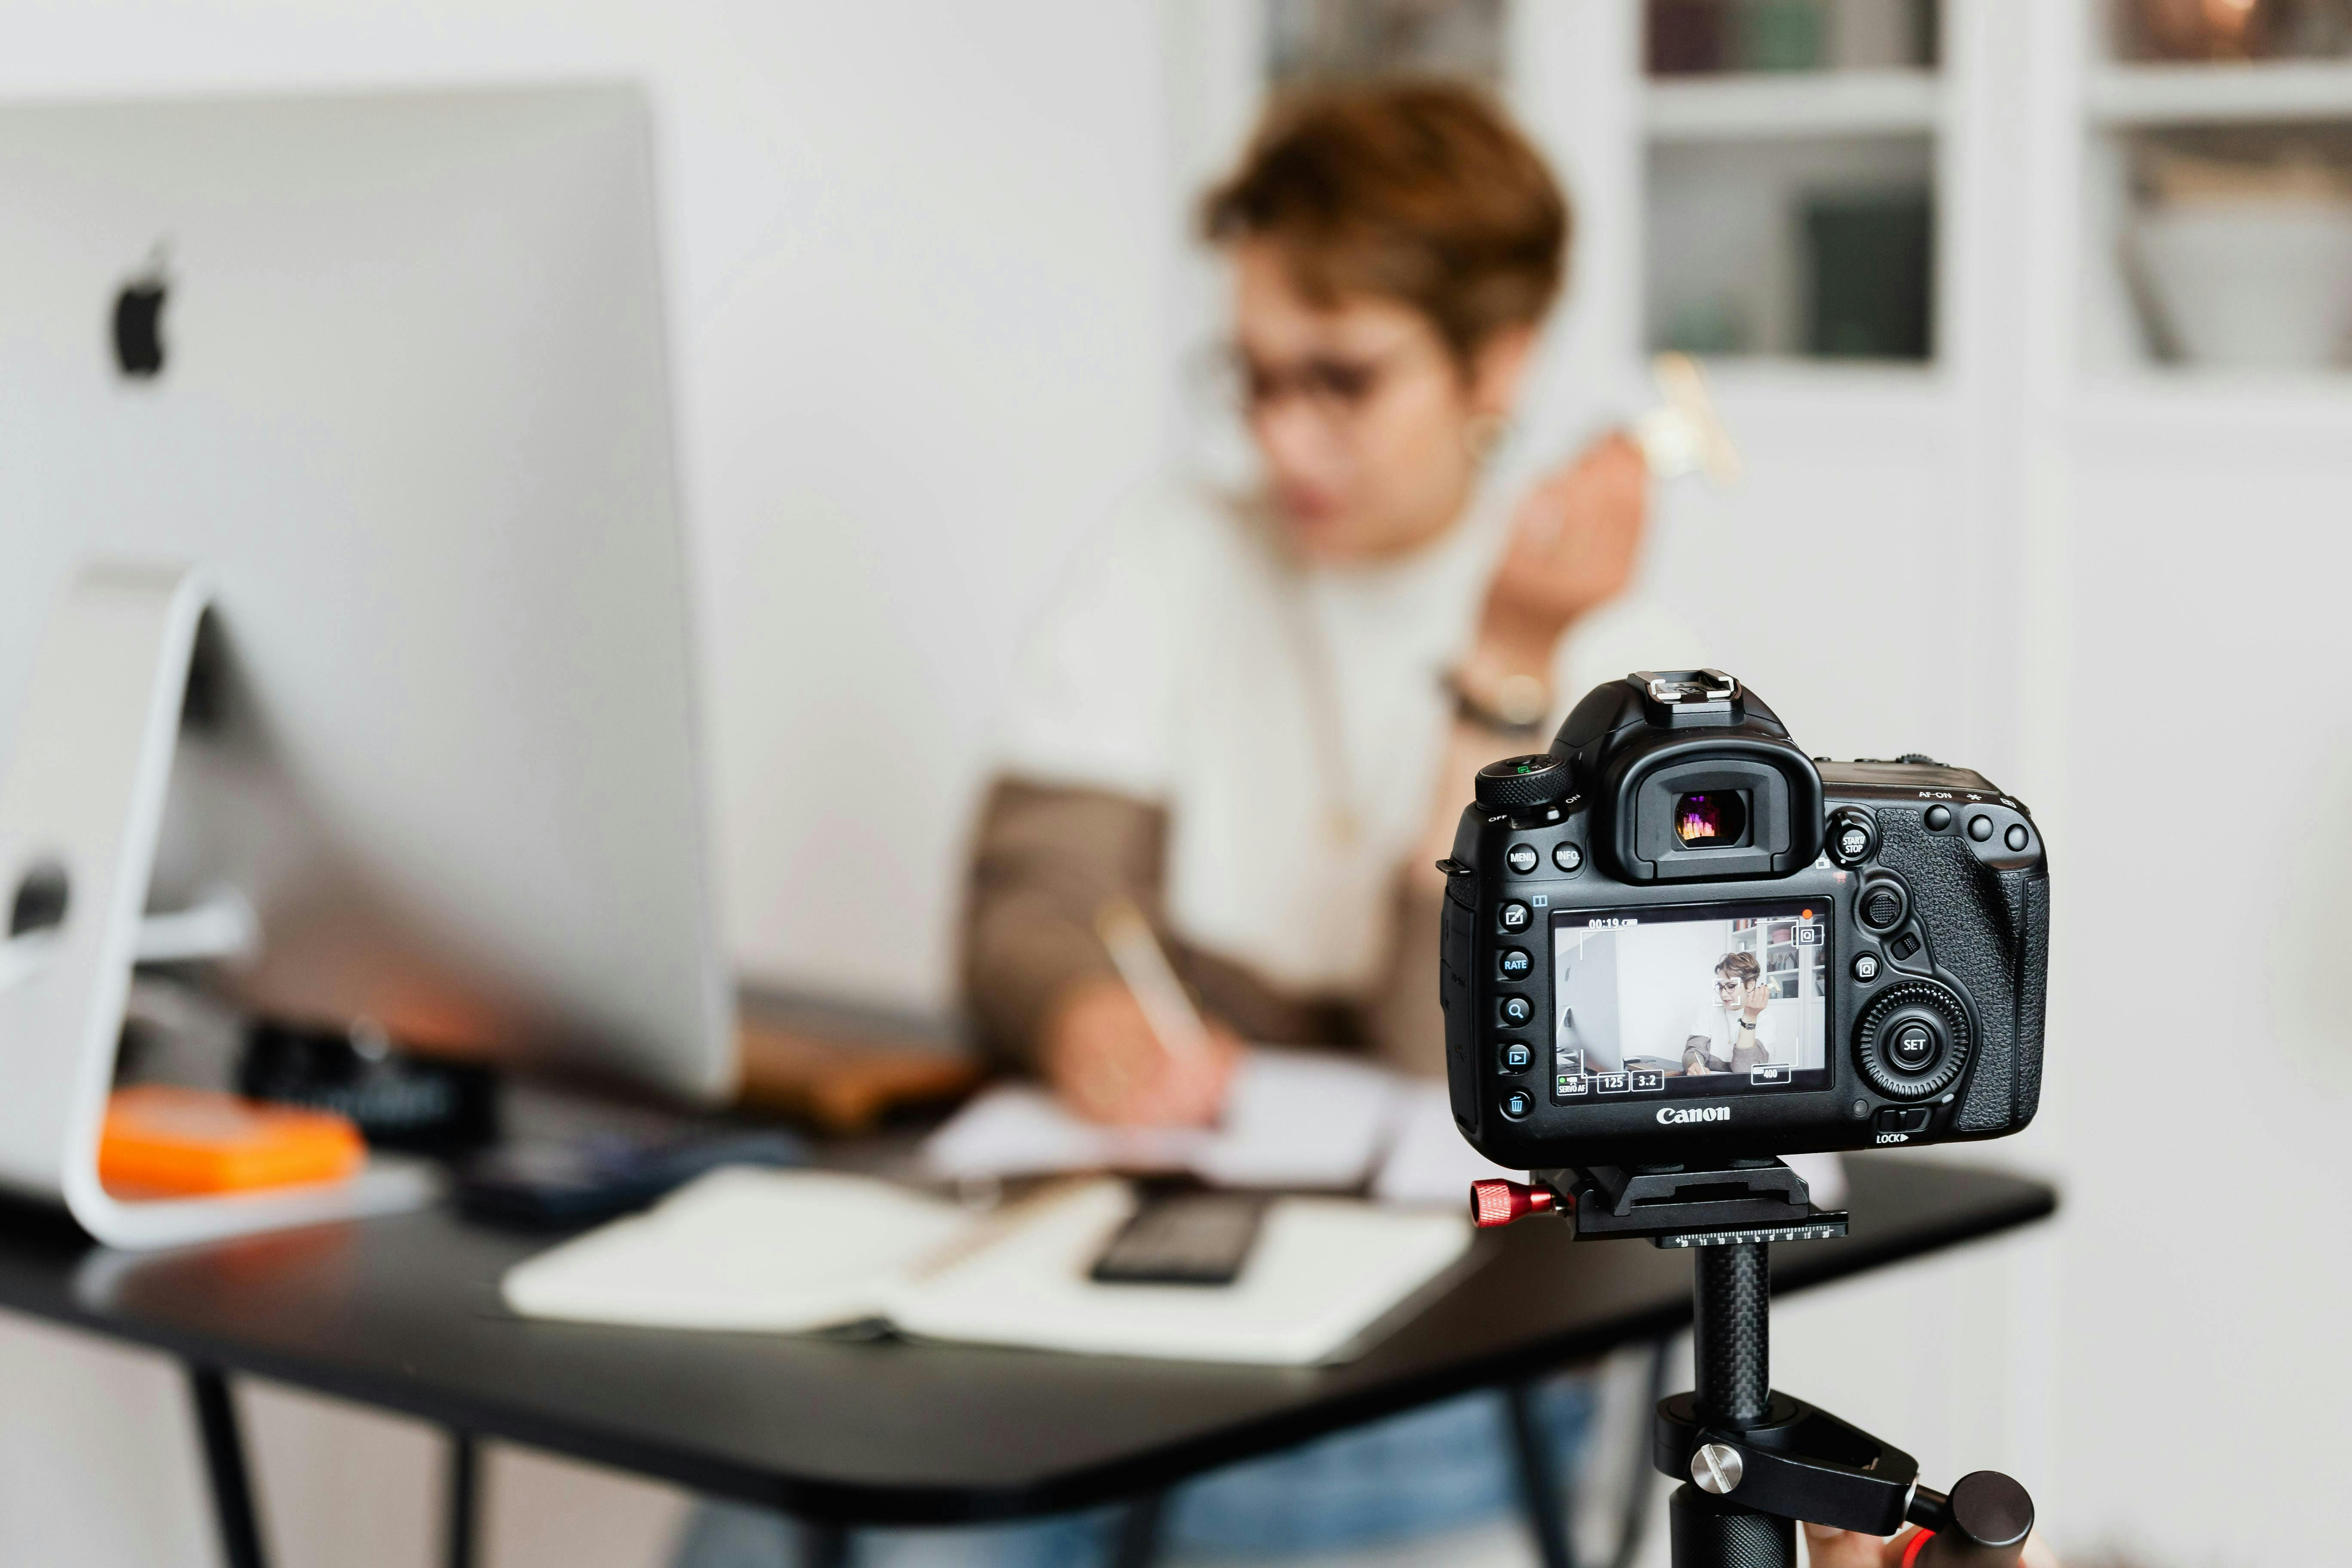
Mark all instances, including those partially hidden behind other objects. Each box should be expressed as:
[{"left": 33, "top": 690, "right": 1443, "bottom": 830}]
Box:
[
  {"left": 1874, "top": 810, "right": 2040, "bottom": 1135},
  {"left": 2013, "top": 875, "right": 2049, "bottom": 1128}
]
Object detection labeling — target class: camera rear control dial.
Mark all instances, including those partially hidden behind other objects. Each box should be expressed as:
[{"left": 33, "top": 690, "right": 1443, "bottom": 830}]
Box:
[{"left": 1854, "top": 980, "right": 1972, "bottom": 1100}]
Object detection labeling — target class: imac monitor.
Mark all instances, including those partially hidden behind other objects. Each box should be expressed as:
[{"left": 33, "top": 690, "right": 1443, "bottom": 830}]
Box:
[{"left": 0, "top": 86, "right": 734, "bottom": 1100}]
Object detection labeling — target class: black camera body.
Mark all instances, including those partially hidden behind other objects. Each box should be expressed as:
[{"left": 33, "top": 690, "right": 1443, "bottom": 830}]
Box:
[{"left": 1439, "top": 671, "right": 2047, "bottom": 1170}]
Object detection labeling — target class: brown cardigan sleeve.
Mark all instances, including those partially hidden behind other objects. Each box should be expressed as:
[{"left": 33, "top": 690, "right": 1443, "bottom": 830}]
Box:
[
  {"left": 959, "top": 776, "right": 1168, "bottom": 1069},
  {"left": 1359, "top": 872, "right": 1449, "bottom": 1080},
  {"left": 959, "top": 775, "right": 1370, "bottom": 1068}
]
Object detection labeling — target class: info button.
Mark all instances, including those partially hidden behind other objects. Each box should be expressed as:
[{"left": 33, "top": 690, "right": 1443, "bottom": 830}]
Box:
[{"left": 1748, "top": 1065, "right": 1795, "bottom": 1087}]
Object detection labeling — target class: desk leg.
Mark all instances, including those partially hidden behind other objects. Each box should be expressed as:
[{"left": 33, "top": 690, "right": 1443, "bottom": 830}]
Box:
[
  {"left": 186, "top": 1364, "right": 269, "bottom": 1568},
  {"left": 796, "top": 1519, "right": 851, "bottom": 1568},
  {"left": 1111, "top": 1491, "right": 1165, "bottom": 1568},
  {"left": 445, "top": 1430, "right": 480, "bottom": 1568},
  {"left": 1505, "top": 1381, "right": 1577, "bottom": 1568}
]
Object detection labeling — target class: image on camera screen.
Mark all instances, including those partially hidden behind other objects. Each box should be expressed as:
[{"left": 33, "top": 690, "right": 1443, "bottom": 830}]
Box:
[{"left": 1550, "top": 900, "right": 1830, "bottom": 1100}]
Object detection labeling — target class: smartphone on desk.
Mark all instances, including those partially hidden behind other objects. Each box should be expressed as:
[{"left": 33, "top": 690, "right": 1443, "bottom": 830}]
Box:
[
  {"left": 1088, "top": 1187, "right": 1268, "bottom": 1286},
  {"left": 457, "top": 1129, "right": 804, "bottom": 1229}
]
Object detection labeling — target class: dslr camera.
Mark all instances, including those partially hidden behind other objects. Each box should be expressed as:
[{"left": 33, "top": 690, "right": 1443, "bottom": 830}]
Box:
[{"left": 1439, "top": 670, "right": 2047, "bottom": 1170}]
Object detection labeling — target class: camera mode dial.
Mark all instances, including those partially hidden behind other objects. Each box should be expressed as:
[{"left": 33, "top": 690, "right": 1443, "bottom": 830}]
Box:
[
  {"left": 1854, "top": 980, "right": 1972, "bottom": 1101},
  {"left": 1474, "top": 754, "right": 1574, "bottom": 814}
]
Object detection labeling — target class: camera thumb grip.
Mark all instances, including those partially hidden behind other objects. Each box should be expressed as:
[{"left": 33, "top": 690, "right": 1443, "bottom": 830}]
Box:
[{"left": 1903, "top": 1472, "right": 2034, "bottom": 1568}]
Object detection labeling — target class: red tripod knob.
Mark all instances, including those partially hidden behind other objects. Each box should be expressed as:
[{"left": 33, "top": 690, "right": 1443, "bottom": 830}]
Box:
[{"left": 1469, "top": 1179, "right": 1558, "bottom": 1229}]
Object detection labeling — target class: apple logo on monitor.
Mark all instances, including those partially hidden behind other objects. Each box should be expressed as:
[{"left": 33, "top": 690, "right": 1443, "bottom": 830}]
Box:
[{"left": 112, "top": 247, "right": 169, "bottom": 379}]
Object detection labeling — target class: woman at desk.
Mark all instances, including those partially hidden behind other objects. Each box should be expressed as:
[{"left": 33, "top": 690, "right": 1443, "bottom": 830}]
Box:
[
  {"left": 956, "top": 80, "right": 1684, "bottom": 1565},
  {"left": 964, "top": 80, "right": 1692, "bottom": 1121},
  {"left": 686, "top": 80, "right": 1687, "bottom": 1568}
]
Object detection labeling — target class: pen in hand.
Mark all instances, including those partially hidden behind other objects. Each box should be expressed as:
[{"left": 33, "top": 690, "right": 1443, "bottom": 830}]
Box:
[{"left": 1095, "top": 897, "right": 1213, "bottom": 1069}]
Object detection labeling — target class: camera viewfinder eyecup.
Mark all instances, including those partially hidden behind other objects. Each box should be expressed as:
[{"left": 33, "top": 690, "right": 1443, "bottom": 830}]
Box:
[{"left": 1552, "top": 670, "right": 1825, "bottom": 884}]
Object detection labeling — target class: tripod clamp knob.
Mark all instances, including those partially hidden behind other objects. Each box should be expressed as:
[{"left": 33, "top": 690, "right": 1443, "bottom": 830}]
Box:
[
  {"left": 1468, "top": 1179, "right": 1559, "bottom": 1228},
  {"left": 1902, "top": 1472, "right": 2036, "bottom": 1567}
]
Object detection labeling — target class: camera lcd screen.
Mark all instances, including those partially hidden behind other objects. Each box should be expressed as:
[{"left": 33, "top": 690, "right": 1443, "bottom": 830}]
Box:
[{"left": 1550, "top": 900, "right": 1830, "bottom": 1101}]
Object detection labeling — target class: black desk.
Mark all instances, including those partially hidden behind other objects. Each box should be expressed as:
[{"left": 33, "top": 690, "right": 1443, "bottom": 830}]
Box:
[{"left": 0, "top": 1155, "right": 2052, "bottom": 1568}]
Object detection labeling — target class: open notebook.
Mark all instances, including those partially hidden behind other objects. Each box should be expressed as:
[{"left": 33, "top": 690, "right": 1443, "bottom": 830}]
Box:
[
  {"left": 919, "top": 1048, "right": 1405, "bottom": 1189},
  {"left": 501, "top": 1168, "right": 1474, "bottom": 1366}
]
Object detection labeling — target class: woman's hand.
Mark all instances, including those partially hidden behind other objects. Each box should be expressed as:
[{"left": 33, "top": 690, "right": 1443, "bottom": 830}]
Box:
[
  {"left": 1041, "top": 976, "right": 1242, "bottom": 1126},
  {"left": 1802, "top": 1522, "right": 2063, "bottom": 1568},
  {"left": 1472, "top": 432, "right": 1649, "bottom": 678}
]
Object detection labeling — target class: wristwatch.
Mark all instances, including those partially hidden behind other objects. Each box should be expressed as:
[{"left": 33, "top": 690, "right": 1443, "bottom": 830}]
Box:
[{"left": 1444, "top": 669, "right": 1552, "bottom": 738}]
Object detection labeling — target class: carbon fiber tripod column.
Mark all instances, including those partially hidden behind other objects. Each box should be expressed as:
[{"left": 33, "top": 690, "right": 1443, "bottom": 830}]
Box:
[{"left": 1672, "top": 1242, "right": 1792, "bottom": 1568}]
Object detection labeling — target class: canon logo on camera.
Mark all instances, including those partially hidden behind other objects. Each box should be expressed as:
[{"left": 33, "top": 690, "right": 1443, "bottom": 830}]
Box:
[{"left": 1656, "top": 1105, "right": 1730, "bottom": 1126}]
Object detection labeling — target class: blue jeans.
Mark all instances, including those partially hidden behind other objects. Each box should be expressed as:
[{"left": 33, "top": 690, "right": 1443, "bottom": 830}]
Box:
[{"left": 674, "top": 1375, "right": 1594, "bottom": 1568}]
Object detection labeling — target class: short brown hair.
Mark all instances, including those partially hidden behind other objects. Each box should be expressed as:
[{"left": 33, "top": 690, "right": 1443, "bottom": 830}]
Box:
[
  {"left": 1201, "top": 79, "right": 1569, "bottom": 367},
  {"left": 1715, "top": 952, "right": 1761, "bottom": 985}
]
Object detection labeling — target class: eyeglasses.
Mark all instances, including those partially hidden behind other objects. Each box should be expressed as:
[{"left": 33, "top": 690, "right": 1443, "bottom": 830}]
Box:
[{"left": 1198, "top": 339, "right": 1437, "bottom": 429}]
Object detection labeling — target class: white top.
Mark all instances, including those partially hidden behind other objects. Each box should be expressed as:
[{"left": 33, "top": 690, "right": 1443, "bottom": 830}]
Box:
[
  {"left": 1682, "top": 1001, "right": 1793, "bottom": 1070},
  {"left": 994, "top": 479, "right": 1705, "bottom": 995}
]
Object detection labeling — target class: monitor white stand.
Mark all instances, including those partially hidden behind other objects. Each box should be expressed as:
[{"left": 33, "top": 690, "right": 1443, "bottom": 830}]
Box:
[{"left": 0, "top": 565, "right": 436, "bottom": 1248}]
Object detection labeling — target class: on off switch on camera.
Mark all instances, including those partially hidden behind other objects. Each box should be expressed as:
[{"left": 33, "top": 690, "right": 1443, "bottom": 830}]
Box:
[{"left": 1437, "top": 670, "right": 2049, "bottom": 1171}]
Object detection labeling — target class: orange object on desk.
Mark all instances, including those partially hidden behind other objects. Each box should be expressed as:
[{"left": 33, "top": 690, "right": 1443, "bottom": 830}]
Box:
[{"left": 98, "top": 1085, "right": 366, "bottom": 1197}]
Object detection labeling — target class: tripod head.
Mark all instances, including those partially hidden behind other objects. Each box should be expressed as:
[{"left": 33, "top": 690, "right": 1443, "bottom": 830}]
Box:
[{"left": 1473, "top": 1161, "right": 2036, "bottom": 1568}]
